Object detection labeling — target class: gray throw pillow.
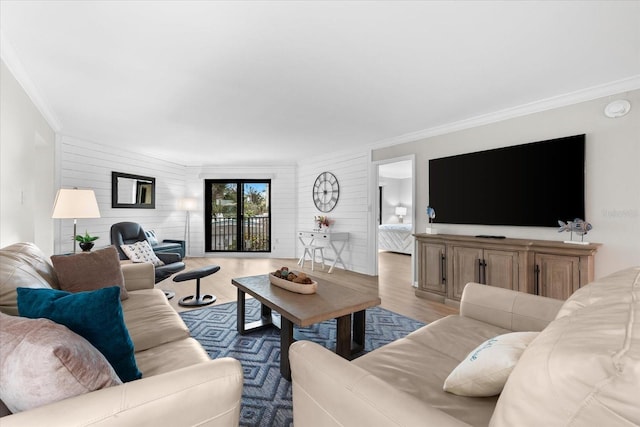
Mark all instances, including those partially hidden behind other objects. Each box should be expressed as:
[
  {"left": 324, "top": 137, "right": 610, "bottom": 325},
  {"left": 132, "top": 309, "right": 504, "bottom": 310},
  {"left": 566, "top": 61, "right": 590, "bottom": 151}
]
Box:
[{"left": 51, "top": 246, "right": 128, "bottom": 300}]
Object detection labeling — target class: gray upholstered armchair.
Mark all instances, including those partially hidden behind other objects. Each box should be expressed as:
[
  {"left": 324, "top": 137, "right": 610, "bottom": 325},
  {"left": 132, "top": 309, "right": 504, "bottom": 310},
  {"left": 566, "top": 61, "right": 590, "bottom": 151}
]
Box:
[{"left": 110, "top": 222, "right": 185, "bottom": 287}]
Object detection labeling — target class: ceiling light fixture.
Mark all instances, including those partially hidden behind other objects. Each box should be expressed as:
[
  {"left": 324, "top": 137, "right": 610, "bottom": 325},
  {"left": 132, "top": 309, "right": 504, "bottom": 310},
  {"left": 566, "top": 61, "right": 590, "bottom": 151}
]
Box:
[{"left": 604, "top": 99, "right": 631, "bottom": 118}]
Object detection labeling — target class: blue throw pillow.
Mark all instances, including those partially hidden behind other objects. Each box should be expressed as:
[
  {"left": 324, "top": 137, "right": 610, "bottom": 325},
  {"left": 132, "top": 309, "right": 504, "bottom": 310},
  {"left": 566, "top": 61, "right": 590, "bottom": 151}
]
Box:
[
  {"left": 17, "top": 286, "right": 141, "bottom": 382},
  {"left": 145, "top": 230, "right": 159, "bottom": 246}
]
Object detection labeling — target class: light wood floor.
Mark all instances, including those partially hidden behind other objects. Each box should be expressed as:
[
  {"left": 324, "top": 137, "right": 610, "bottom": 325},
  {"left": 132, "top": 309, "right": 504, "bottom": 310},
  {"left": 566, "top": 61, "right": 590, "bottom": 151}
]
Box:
[{"left": 158, "top": 251, "right": 458, "bottom": 324}]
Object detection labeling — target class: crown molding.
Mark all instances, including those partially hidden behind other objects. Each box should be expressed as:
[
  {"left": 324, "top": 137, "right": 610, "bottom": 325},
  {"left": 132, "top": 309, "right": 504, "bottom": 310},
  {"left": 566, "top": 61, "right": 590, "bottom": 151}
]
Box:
[
  {"left": 1, "top": 30, "right": 62, "bottom": 132},
  {"left": 371, "top": 75, "right": 640, "bottom": 151}
]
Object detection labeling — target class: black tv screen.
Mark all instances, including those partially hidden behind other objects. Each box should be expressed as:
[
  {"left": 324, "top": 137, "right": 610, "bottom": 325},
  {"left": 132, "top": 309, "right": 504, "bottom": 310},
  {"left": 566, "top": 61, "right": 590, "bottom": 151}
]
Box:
[{"left": 428, "top": 134, "right": 585, "bottom": 227}]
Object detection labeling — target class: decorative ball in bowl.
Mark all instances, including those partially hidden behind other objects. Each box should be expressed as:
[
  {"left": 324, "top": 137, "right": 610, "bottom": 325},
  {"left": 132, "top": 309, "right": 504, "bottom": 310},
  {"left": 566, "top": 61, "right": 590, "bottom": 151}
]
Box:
[{"left": 269, "top": 267, "right": 317, "bottom": 294}]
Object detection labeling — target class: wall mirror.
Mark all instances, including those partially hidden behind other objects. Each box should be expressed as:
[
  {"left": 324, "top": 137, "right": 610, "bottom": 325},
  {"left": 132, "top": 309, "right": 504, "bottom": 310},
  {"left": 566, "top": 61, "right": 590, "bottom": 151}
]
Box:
[{"left": 111, "top": 171, "right": 156, "bottom": 209}]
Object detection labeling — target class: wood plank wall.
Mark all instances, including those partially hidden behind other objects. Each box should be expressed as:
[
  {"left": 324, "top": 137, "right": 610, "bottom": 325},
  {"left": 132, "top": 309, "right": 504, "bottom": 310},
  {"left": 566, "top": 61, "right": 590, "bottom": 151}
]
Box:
[
  {"left": 56, "top": 136, "right": 187, "bottom": 254},
  {"left": 184, "top": 164, "right": 297, "bottom": 258},
  {"left": 58, "top": 136, "right": 375, "bottom": 274},
  {"left": 297, "top": 150, "right": 374, "bottom": 275}
]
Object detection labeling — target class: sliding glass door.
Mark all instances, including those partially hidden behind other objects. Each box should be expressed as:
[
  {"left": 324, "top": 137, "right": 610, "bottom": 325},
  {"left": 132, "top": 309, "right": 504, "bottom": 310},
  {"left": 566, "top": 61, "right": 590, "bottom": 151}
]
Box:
[{"left": 204, "top": 180, "right": 271, "bottom": 252}]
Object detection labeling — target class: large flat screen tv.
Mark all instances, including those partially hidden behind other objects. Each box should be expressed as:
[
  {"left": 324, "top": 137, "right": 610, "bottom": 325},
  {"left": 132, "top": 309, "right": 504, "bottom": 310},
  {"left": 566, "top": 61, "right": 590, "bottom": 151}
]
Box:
[{"left": 428, "top": 134, "right": 585, "bottom": 227}]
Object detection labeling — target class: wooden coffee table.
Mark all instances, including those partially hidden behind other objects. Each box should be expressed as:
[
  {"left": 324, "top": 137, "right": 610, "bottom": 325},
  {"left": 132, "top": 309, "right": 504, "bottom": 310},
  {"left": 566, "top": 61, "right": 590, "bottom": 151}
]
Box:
[{"left": 231, "top": 274, "right": 381, "bottom": 380}]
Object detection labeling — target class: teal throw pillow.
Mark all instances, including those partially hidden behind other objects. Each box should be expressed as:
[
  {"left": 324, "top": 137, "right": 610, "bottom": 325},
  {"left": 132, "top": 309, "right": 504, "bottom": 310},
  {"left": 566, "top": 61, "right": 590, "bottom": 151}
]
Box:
[{"left": 17, "top": 286, "right": 141, "bottom": 382}]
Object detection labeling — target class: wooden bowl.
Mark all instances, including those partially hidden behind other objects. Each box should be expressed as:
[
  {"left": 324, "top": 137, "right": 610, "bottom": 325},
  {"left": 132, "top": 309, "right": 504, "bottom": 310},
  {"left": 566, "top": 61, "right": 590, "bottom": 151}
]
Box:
[{"left": 269, "top": 273, "right": 318, "bottom": 294}]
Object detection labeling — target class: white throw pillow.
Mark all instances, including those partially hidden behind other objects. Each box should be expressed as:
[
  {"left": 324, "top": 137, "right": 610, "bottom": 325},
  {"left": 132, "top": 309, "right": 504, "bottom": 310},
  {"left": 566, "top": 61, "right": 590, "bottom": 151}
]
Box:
[
  {"left": 120, "top": 241, "right": 165, "bottom": 267},
  {"left": 443, "top": 331, "right": 539, "bottom": 397}
]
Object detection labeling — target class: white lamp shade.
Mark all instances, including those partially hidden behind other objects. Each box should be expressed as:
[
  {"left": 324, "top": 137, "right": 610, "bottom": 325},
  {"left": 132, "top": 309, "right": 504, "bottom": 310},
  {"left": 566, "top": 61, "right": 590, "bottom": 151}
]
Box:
[
  {"left": 52, "top": 189, "right": 101, "bottom": 219},
  {"left": 178, "top": 197, "right": 198, "bottom": 211},
  {"left": 395, "top": 206, "right": 407, "bottom": 216}
]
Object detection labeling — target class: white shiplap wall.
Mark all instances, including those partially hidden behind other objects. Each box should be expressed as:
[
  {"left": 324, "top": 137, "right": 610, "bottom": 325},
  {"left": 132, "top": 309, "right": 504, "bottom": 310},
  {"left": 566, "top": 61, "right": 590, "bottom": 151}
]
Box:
[
  {"left": 56, "top": 136, "right": 187, "bottom": 254},
  {"left": 57, "top": 137, "right": 374, "bottom": 272},
  {"left": 184, "top": 164, "right": 297, "bottom": 258},
  {"left": 298, "top": 150, "right": 374, "bottom": 275}
]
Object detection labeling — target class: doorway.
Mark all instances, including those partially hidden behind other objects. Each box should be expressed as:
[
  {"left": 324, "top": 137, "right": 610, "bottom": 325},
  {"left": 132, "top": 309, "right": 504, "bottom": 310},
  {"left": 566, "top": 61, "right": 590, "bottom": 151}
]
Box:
[
  {"left": 374, "top": 157, "right": 415, "bottom": 285},
  {"left": 204, "top": 179, "right": 271, "bottom": 252}
]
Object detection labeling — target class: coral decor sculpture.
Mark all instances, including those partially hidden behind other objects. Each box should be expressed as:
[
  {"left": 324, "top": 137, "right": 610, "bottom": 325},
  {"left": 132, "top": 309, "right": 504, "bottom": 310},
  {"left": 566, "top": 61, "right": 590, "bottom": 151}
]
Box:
[{"left": 425, "top": 206, "right": 437, "bottom": 234}]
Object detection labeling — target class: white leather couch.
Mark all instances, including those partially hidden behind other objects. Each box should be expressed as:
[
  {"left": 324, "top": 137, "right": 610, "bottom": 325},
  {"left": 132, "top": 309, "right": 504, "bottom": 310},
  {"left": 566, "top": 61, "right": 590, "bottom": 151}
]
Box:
[
  {"left": 290, "top": 267, "right": 640, "bottom": 427},
  {"left": 0, "top": 242, "right": 243, "bottom": 426}
]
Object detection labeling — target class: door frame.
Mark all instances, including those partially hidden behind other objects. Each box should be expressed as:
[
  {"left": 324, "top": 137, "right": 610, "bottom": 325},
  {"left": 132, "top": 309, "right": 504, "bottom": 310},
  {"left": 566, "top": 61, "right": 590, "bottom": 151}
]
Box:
[{"left": 369, "top": 154, "right": 416, "bottom": 282}]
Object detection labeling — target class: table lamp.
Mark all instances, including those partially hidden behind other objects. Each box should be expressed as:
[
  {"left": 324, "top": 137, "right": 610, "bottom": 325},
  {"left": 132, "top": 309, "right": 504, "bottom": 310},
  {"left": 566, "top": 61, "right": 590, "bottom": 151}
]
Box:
[
  {"left": 395, "top": 206, "right": 407, "bottom": 223},
  {"left": 52, "top": 188, "right": 101, "bottom": 253}
]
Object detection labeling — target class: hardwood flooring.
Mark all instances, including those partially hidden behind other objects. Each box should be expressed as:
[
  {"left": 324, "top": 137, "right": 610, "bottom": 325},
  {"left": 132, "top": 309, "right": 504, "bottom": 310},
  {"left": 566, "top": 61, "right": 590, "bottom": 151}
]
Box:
[{"left": 159, "top": 251, "right": 457, "bottom": 324}]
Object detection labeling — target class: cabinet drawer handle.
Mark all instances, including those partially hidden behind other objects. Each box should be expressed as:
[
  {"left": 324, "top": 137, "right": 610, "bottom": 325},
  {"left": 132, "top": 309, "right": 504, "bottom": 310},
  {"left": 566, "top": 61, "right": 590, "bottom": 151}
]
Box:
[
  {"left": 534, "top": 264, "right": 540, "bottom": 295},
  {"left": 482, "top": 260, "right": 487, "bottom": 284},
  {"left": 477, "top": 259, "right": 487, "bottom": 284},
  {"left": 440, "top": 254, "right": 446, "bottom": 284}
]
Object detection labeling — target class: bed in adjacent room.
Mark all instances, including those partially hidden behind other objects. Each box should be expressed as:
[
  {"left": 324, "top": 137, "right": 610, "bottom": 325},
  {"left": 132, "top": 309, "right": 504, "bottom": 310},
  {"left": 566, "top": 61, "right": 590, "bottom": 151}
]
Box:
[{"left": 378, "top": 223, "right": 413, "bottom": 255}]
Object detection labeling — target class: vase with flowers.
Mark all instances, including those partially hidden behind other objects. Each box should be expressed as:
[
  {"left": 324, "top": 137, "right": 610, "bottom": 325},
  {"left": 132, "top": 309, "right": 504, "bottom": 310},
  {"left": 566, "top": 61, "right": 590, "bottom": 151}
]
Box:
[{"left": 314, "top": 216, "right": 331, "bottom": 232}]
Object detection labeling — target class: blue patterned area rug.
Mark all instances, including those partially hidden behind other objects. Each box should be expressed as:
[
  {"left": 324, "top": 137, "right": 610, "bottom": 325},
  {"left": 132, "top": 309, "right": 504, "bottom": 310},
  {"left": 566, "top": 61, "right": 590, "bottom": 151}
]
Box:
[{"left": 179, "top": 299, "right": 425, "bottom": 427}]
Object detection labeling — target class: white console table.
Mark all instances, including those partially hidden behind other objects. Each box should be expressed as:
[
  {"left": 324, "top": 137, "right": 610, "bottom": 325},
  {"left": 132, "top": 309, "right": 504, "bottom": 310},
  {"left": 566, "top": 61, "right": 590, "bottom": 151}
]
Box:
[{"left": 297, "top": 231, "right": 349, "bottom": 273}]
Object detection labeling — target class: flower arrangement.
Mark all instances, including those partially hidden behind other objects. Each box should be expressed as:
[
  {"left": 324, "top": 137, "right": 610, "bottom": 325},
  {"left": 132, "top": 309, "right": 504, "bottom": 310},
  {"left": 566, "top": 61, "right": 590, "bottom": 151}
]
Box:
[{"left": 315, "top": 216, "right": 331, "bottom": 229}]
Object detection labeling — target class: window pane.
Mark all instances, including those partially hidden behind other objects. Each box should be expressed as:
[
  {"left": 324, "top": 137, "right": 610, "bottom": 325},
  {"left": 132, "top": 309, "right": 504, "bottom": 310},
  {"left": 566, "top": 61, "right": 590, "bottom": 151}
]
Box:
[
  {"left": 211, "top": 183, "right": 237, "bottom": 251},
  {"left": 243, "top": 183, "right": 270, "bottom": 251}
]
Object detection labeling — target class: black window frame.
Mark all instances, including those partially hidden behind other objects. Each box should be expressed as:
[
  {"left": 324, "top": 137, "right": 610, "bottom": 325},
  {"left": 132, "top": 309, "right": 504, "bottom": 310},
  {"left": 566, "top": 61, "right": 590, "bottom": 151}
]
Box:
[{"left": 204, "top": 179, "right": 272, "bottom": 253}]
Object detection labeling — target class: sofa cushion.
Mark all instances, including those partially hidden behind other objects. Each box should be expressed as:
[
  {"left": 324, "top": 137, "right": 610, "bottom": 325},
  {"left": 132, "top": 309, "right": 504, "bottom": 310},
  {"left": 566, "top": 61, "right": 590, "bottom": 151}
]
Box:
[
  {"left": 17, "top": 286, "right": 141, "bottom": 382},
  {"left": 50, "top": 246, "right": 128, "bottom": 300},
  {"left": 122, "top": 289, "right": 191, "bottom": 352},
  {"left": 120, "top": 240, "right": 165, "bottom": 267},
  {"left": 490, "top": 267, "right": 640, "bottom": 427},
  {"left": 444, "top": 331, "right": 539, "bottom": 397},
  {"left": 0, "top": 244, "right": 57, "bottom": 316},
  {"left": 556, "top": 266, "right": 640, "bottom": 319},
  {"left": 354, "top": 315, "right": 509, "bottom": 427},
  {"left": 0, "top": 312, "right": 121, "bottom": 413},
  {"left": 0, "top": 243, "right": 59, "bottom": 288},
  {"left": 135, "top": 337, "right": 210, "bottom": 377}
]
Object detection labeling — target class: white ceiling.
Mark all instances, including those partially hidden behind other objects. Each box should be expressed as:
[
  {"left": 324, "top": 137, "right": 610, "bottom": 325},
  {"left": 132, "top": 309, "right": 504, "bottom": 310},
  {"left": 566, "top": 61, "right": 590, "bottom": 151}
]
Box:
[{"left": 1, "top": 1, "right": 639, "bottom": 165}]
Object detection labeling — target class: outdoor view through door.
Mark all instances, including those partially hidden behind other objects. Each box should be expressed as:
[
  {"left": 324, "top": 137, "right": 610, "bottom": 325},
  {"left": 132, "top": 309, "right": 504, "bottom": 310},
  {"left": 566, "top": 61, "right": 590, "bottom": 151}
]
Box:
[{"left": 204, "top": 180, "right": 271, "bottom": 252}]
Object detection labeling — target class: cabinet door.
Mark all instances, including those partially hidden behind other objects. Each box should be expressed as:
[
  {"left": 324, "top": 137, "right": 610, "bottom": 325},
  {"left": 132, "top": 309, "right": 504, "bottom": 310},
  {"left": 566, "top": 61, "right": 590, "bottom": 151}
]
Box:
[
  {"left": 451, "top": 246, "right": 483, "bottom": 300},
  {"left": 535, "top": 253, "right": 580, "bottom": 300},
  {"left": 418, "top": 242, "right": 446, "bottom": 294},
  {"left": 485, "top": 249, "right": 519, "bottom": 290}
]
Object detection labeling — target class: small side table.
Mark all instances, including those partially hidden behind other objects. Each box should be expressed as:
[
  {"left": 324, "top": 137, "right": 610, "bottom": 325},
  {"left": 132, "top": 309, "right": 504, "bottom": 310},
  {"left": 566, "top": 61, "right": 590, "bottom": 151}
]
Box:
[
  {"left": 297, "top": 231, "right": 349, "bottom": 273},
  {"left": 173, "top": 265, "right": 220, "bottom": 307}
]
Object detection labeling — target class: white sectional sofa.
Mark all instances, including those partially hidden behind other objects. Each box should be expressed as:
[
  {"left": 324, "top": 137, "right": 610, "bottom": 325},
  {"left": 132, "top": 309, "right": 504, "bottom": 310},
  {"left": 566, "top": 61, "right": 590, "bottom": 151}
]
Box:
[
  {"left": 290, "top": 267, "right": 640, "bottom": 427},
  {"left": 0, "top": 242, "right": 243, "bottom": 427}
]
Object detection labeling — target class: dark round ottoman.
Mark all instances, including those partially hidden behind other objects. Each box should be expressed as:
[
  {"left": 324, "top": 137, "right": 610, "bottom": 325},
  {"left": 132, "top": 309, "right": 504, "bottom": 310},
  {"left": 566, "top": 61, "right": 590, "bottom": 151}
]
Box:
[{"left": 172, "top": 265, "right": 220, "bottom": 307}]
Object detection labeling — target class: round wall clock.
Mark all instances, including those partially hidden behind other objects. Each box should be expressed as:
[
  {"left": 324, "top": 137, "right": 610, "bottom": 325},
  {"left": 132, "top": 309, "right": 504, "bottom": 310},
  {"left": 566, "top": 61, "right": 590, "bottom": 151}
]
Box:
[{"left": 313, "top": 171, "right": 340, "bottom": 212}]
